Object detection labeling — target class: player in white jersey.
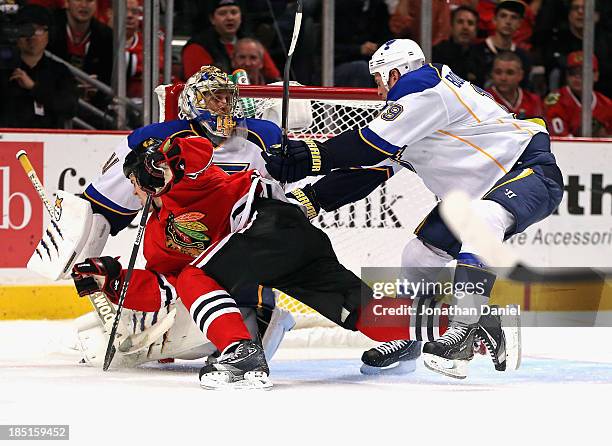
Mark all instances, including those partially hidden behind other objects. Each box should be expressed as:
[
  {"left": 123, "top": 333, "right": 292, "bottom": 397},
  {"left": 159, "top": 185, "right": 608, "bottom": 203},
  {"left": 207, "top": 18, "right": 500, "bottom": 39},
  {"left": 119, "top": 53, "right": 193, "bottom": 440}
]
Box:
[{"left": 262, "top": 39, "right": 563, "bottom": 378}]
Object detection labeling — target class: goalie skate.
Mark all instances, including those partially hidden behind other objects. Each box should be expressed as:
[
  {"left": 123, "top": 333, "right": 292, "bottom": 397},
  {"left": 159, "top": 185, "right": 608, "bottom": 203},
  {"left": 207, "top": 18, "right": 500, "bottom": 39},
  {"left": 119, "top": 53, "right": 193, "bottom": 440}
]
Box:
[
  {"left": 422, "top": 323, "right": 477, "bottom": 379},
  {"left": 199, "top": 340, "right": 272, "bottom": 390},
  {"left": 360, "top": 340, "right": 421, "bottom": 375}
]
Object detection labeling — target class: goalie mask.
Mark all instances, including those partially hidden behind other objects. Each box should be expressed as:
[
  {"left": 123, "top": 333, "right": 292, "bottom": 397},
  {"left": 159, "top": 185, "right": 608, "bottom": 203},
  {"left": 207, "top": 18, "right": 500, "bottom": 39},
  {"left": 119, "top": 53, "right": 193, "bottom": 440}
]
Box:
[{"left": 178, "top": 66, "right": 239, "bottom": 140}]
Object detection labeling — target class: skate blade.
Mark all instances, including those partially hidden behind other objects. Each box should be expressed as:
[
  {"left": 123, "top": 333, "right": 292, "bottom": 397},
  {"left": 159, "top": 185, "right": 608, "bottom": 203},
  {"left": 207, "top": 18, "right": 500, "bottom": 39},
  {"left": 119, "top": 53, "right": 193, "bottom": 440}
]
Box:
[
  {"left": 360, "top": 359, "right": 417, "bottom": 376},
  {"left": 422, "top": 353, "right": 468, "bottom": 379},
  {"left": 200, "top": 371, "right": 273, "bottom": 391},
  {"left": 502, "top": 304, "right": 522, "bottom": 370}
]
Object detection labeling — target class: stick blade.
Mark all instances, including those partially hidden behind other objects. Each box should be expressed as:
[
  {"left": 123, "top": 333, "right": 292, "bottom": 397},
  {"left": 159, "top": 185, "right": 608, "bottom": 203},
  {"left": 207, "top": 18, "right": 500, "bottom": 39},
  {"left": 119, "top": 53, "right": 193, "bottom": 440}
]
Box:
[
  {"left": 288, "top": 1, "right": 303, "bottom": 56},
  {"left": 102, "top": 345, "right": 116, "bottom": 371}
]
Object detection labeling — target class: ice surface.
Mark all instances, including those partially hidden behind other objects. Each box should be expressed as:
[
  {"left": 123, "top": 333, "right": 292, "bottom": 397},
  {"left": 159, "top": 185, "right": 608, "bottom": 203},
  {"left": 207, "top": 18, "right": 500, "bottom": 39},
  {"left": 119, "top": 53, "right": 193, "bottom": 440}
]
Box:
[{"left": 1, "top": 321, "right": 611, "bottom": 445}]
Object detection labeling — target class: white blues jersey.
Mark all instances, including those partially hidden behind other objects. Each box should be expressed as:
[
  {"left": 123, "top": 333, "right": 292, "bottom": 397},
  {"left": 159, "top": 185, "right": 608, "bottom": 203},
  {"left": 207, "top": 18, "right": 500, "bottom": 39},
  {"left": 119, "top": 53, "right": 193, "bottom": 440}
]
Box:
[{"left": 360, "top": 63, "right": 548, "bottom": 199}]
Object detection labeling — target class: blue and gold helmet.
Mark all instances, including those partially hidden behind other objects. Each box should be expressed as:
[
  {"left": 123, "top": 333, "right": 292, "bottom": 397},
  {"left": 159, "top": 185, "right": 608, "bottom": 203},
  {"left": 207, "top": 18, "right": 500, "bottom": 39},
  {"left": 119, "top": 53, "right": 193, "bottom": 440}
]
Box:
[{"left": 178, "top": 66, "right": 238, "bottom": 138}]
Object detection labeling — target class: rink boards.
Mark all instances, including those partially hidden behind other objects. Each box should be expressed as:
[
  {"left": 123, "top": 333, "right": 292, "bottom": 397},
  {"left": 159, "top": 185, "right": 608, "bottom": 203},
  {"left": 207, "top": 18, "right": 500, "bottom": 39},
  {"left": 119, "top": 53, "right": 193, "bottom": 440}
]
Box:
[{"left": 1, "top": 130, "right": 611, "bottom": 319}]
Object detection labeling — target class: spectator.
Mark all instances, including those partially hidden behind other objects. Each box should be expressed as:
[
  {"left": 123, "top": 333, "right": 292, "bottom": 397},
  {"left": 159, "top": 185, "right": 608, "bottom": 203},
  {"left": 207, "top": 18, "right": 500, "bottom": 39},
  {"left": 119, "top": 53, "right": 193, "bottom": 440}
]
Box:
[
  {"left": 487, "top": 52, "right": 543, "bottom": 119},
  {"left": 36, "top": 0, "right": 113, "bottom": 25},
  {"left": 0, "top": 5, "right": 78, "bottom": 128},
  {"left": 477, "top": 0, "right": 536, "bottom": 50},
  {"left": 123, "top": 0, "right": 164, "bottom": 99},
  {"left": 544, "top": 51, "right": 612, "bottom": 137},
  {"left": 538, "top": 0, "right": 611, "bottom": 97},
  {"left": 471, "top": 0, "right": 532, "bottom": 88},
  {"left": 181, "top": 0, "right": 280, "bottom": 82},
  {"left": 432, "top": 5, "right": 480, "bottom": 83},
  {"left": 231, "top": 37, "right": 281, "bottom": 85},
  {"left": 334, "top": 0, "right": 392, "bottom": 87},
  {"left": 47, "top": 0, "right": 114, "bottom": 88},
  {"left": 388, "top": 0, "right": 451, "bottom": 46}
]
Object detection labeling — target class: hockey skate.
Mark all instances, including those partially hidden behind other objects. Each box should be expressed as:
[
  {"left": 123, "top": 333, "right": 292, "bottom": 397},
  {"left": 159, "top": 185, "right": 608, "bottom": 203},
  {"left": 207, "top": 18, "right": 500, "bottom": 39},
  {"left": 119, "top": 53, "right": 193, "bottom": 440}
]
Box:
[
  {"left": 360, "top": 340, "right": 422, "bottom": 375},
  {"left": 199, "top": 340, "right": 272, "bottom": 390},
  {"left": 422, "top": 322, "right": 477, "bottom": 379},
  {"left": 423, "top": 305, "right": 522, "bottom": 379},
  {"left": 477, "top": 304, "right": 521, "bottom": 371}
]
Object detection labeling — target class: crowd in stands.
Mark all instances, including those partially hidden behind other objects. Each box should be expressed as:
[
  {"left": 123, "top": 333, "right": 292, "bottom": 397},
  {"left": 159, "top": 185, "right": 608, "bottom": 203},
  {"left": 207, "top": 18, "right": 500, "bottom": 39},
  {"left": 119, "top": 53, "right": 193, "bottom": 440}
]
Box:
[{"left": 0, "top": 0, "right": 610, "bottom": 137}]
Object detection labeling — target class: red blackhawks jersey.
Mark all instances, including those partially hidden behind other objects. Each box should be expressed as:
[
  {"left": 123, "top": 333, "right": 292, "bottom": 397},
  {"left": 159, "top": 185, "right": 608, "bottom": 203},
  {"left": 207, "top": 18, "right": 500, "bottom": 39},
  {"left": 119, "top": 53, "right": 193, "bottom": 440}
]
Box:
[
  {"left": 486, "top": 86, "right": 543, "bottom": 119},
  {"left": 142, "top": 136, "right": 286, "bottom": 277},
  {"left": 544, "top": 86, "right": 612, "bottom": 137},
  {"left": 115, "top": 136, "right": 290, "bottom": 315}
]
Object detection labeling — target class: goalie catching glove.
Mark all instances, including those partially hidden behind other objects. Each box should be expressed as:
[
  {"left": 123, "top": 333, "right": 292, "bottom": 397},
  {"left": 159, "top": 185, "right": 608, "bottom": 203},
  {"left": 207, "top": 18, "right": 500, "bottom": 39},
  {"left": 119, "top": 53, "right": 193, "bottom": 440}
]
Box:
[
  {"left": 72, "top": 256, "right": 123, "bottom": 302},
  {"left": 262, "top": 139, "right": 331, "bottom": 182},
  {"left": 123, "top": 136, "right": 186, "bottom": 196}
]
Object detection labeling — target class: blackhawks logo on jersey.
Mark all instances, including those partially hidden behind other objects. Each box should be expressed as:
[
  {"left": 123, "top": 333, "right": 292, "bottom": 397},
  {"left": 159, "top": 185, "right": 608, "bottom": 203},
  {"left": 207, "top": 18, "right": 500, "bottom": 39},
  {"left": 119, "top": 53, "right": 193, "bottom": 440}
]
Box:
[
  {"left": 544, "top": 92, "right": 561, "bottom": 106},
  {"left": 165, "top": 211, "right": 210, "bottom": 257}
]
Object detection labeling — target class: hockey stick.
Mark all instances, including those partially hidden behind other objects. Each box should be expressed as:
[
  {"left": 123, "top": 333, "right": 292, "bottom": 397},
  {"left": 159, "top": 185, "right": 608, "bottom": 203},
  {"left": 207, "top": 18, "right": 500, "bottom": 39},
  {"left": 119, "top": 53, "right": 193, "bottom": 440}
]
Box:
[
  {"left": 280, "top": 0, "right": 303, "bottom": 154},
  {"left": 440, "top": 190, "right": 608, "bottom": 283},
  {"left": 102, "top": 194, "right": 152, "bottom": 371},
  {"left": 16, "top": 150, "right": 124, "bottom": 329}
]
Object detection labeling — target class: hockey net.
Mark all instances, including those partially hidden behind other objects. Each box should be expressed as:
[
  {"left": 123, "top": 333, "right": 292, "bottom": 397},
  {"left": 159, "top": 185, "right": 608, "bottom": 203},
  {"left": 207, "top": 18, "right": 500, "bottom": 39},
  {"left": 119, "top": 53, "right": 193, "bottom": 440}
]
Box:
[{"left": 157, "top": 84, "right": 438, "bottom": 347}]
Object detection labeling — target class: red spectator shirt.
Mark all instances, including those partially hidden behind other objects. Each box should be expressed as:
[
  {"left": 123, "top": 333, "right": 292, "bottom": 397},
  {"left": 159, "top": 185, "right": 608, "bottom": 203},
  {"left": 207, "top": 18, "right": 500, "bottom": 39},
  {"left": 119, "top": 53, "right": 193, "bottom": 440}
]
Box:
[
  {"left": 125, "top": 31, "right": 165, "bottom": 98},
  {"left": 544, "top": 86, "right": 612, "bottom": 137},
  {"left": 66, "top": 25, "right": 91, "bottom": 69},
  {"left": 487, "top": 86, "right": 543, "bottom": 119},
  {"left": 182, "top": 41, "right": 280, "bottom": 81}
]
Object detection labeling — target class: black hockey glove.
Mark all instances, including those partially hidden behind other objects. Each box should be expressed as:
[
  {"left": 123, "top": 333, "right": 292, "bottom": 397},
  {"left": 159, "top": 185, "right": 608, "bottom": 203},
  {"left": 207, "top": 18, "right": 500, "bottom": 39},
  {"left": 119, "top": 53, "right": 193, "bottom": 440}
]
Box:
[
  {"left": 285, "top": 184, "right": 321, "bottom": 219},
  {"left": 71, "top": 256, "right": 123, "bottom": 302},
  {"left": 261, "top": 139, "right": 331, "bottom": 182}
]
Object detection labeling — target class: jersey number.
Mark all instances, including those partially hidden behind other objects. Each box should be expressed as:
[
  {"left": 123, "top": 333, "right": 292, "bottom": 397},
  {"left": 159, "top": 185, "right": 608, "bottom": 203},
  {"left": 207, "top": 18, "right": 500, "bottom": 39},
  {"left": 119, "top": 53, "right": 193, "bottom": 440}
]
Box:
[{"left": 380, "top": 104, "right": 404, "bottom": 121}]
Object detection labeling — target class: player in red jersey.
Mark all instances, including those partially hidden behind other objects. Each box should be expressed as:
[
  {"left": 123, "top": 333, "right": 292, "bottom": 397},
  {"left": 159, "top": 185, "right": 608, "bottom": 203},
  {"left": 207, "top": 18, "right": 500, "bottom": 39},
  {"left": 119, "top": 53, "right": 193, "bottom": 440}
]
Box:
[
  {"left": 74, "top": 134, "right": 453, "bottom": 388},
  {"left": 487, "top": 51, "right": 543, "bottom": 119},
  {"left": 544, "top": 51, "right": 612, "bottom": 137},
  {"left": 72, "top": 135, "right": 271, "bottom": 389}
]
